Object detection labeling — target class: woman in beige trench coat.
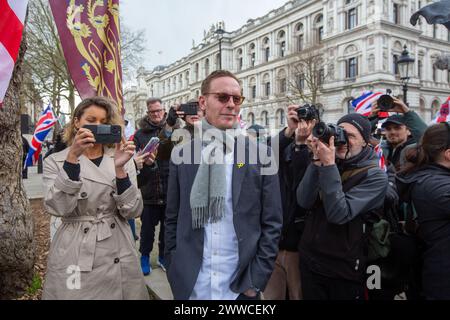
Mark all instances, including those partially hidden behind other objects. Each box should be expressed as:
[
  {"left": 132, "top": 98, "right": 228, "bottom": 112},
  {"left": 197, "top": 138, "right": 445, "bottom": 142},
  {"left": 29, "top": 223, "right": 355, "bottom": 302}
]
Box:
[{"left": 42, "top": 97, "right": 148, "bottom": 300}]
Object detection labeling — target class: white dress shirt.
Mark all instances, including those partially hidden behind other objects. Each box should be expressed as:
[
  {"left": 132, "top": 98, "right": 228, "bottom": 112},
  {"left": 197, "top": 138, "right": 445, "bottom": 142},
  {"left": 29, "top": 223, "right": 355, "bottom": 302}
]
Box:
[{"left": 190, "top": 150, "right": 240, "bottom": 300}]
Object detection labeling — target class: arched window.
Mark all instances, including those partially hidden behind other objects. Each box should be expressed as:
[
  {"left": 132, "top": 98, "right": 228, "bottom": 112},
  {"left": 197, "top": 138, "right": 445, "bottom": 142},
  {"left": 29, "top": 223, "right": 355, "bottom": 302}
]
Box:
[
  {"left": 263, "top": 73, "right": 270, "bottom": 97},
  {"left": 432, "top": 99, "right": 441, "bottom": 118},
  {"left": 294, "top": 22, "right": 304, "bottom": 52},
  {"left": 204, "top": 58, "right": 210, "bottom": 78},
  {"left": 247, "top": 112, "right": 255, "bottom": 125},
  {"left": 263, "top": 37, "right": 270, "bottom": 62},
  {"left": 249, "top": 77, "right": 257, "bottom": 99},
  {"left": 314, "top": 14, "right": 324, "bottom": 43},
  {"left": 185, "top": 71, "right": 190, "bottom": 87},
  {"left": 236, "top": 48, "right": 243, "bottom": 71},
  {"left": 194, "top": 63, "right": 199, "bottom": 82},
  {"left": 277, "top": 69, "right": 287, "bottom": 93},
  {"left": 249, "top": 43, "right": 256, "bottom": 67},
  {"left": 261, "top": 111, "right": 269, "bottom": 127},
  {"left": 277, "top": 30, "right": 286, "bottom": 57},
  {"left": 276, "top": 108, "right": 286, "bottom": 127}
]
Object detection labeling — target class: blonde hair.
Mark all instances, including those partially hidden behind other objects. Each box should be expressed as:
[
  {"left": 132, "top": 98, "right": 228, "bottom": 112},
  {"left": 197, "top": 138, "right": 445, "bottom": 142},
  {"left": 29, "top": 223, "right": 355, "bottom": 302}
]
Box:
[{"left": 64, "top": 96, "right": 124, "bottom": 146}]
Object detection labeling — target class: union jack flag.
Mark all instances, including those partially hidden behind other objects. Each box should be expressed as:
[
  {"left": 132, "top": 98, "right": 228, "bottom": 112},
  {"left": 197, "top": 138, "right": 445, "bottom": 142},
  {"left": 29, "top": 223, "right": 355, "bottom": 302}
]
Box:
[
  {"left": 374, "top": 143, "right": 387, "bottom": 172},
  {"left": 24, "top": 104, "right": 58, "bottom": 168},
  {"left": 432, "top": 97, "right": 450, "bottom": 124},
  {"left": 351, "top": 91, "right": 391, "bottom": 119}
]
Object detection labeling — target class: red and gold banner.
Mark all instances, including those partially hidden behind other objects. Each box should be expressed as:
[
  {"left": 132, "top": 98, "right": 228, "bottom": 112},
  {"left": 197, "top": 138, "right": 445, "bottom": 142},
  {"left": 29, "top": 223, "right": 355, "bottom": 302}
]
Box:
[{"left": 49, "top": 0, "right": 124, "bottom": 114}]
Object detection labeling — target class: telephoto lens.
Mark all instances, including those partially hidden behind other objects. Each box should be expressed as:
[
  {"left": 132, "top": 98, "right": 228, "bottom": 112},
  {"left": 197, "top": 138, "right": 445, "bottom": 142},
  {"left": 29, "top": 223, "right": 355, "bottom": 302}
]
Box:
[{"left": 312, "top": 122, "right": 348, "bottom": 146}]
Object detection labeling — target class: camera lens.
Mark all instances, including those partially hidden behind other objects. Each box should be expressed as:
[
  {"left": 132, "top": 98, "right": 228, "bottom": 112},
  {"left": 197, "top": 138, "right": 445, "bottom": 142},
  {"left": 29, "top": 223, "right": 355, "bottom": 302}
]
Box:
[
  {"left": 378, "top": 95, "right": 394, "bottom": 112},
  {"left": 312, "top": 122, "right": 330, "bottom": 142}
]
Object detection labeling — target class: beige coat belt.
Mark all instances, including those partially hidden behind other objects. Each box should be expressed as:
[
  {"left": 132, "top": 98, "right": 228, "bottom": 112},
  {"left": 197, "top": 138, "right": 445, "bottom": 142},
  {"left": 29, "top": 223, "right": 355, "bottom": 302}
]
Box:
[{"left": 61, "top": 213, "right": 116, "bottom": 272}]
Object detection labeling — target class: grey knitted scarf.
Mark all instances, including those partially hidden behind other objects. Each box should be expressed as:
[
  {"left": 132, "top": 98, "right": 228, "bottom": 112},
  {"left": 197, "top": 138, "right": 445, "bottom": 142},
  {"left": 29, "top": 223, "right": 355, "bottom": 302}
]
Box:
[{"left": 190, "top": 118, "right": 238, "bottom": 229}]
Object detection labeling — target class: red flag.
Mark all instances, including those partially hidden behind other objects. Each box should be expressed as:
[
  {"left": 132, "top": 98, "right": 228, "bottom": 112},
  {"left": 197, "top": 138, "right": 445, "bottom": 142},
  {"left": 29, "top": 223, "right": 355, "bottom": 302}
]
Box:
[
  {"left": 49, "top": 0, "right": 124, "bottom": 114},
  {"left": 0, "top": 0, "right": 28, "bottom": 107}
]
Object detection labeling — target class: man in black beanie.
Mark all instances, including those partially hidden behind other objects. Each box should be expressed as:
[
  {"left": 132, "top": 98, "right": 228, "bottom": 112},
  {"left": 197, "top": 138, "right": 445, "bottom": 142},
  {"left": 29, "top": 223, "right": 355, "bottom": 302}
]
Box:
[{"left": 296, "top": 113, "right": 388, "bottom": 300}]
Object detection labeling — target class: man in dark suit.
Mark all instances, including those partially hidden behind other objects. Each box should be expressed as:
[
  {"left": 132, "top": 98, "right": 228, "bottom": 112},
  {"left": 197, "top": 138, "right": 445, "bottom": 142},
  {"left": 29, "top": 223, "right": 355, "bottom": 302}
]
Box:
[{"left": 165, "top": 70, "right": 283, "bottom": 300}]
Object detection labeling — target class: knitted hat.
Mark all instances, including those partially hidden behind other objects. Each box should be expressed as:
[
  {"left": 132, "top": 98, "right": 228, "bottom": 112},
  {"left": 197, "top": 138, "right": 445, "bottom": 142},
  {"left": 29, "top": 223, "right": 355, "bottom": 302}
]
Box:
[{"left": 337, "top": 113, "right": 371, "bottom": 143}]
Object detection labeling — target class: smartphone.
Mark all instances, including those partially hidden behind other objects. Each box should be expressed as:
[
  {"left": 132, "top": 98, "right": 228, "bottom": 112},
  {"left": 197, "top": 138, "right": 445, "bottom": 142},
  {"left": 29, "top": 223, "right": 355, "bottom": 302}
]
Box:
[
  {"left": 83, "top": 125, "right": 122, "bottom": 144},
  {"left": 142, "top": 137, "right": 160, "bottom": 154},
  {"left": 179, "top": 102, "right": 199, "bottom": 115}
]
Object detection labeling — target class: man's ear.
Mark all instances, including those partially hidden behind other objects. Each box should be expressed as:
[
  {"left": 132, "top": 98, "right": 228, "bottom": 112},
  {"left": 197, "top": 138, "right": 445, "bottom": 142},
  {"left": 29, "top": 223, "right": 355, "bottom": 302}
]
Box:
[{"left": 198, "top": 96, "right": 207, "bottom": 112}]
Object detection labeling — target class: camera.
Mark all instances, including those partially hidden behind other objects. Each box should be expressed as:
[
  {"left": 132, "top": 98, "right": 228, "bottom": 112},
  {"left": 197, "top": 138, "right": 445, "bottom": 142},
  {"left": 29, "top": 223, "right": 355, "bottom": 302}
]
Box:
[
  {"left": 312, "top": 122, "right": 348, "bottom": 146},
  {"left": 377, "top": 90, "right": 395, "bottom": 112},
  {"left": 297, "top": 104, "right": 319, "bottom": 121},
  {"left": 82, "top": 124, "right": 122, "bottom": 144},
  {"left": 179, "top": 102, "right": 199, "bottom": 115}
]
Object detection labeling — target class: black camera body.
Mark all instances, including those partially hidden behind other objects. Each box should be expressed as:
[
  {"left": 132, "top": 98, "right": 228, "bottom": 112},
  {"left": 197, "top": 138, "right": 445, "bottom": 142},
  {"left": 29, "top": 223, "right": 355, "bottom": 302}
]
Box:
[
  {"left": 378, "top": 92, "right": 395, "bottom": 112},
  {"left": 83, "top": 124, "right": 122, "bottom": 144},
  {"left": 179, "top": 102, "right": 199, "bottom": 115},
  {"left": 312, "top": 122, "right": 348, "bottom": 146},
  {"left": 297, "top": 104, "right": 319, "bottom": 121}
]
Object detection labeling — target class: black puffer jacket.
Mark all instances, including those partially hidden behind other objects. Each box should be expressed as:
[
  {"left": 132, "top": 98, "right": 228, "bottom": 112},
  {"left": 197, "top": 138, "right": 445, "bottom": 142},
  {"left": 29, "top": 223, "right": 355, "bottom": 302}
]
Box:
[
  {"left": 397, "top": 164, "right": 450, "bottom": 299},
  {"left": 133, "top": 117, "right": 170, "bottom": 206}
]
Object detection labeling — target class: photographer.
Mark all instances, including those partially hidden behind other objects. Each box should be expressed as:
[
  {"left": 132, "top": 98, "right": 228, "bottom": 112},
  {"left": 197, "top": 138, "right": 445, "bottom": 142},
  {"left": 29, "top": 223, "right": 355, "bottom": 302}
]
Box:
[
  {"left": 42, "top": 97, "right": 147, "bottom": 300},
  {"left": 371, "top": 97, "right": 427, "bottom": 170},
  {"left": 166, "top": 100, "right": 204, "bottom": 146},
  {"left": 264, "top": 104, "right": 317, "bottom": 300},
  {"left": 296, "top": 113, "right": 388, "bottom": 300}
]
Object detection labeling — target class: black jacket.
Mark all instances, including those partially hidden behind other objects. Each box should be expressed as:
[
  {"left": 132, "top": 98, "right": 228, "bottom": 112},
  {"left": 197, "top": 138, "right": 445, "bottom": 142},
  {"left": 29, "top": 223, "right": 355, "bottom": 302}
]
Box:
[
  {"left": 277, "top": 130, "right": 311, "bottom": 251},
  {"left": 133, "top": 117, "right": 170, "bottom": 206},
  {"left": 297, "top": 147, "right": 388, "bottom": 282},
  {"left": 397, "top": 164, "right": 450, "bottom": 299}
]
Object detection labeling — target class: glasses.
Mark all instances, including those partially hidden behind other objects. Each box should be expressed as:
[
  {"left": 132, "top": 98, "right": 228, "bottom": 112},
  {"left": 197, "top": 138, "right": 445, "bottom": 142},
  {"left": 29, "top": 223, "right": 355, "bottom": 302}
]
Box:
[
  {"left": 147, "top": 109, "right": 164, "bottom": 114},
  {"left": 204, "top": 92, "right": 245, "bottom": 105}
]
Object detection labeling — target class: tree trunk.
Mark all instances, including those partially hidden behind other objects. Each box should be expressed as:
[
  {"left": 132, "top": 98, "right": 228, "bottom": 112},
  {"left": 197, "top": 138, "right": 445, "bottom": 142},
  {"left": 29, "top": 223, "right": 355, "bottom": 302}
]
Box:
[{"left": 0, "top": 23, "right": 35, "bottom": 299}]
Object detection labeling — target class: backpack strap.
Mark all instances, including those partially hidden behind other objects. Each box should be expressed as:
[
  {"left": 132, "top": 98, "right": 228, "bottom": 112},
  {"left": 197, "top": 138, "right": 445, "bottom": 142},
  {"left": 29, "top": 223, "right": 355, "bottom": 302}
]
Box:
[{"left": 341, "top": 164, "right": 378, "bottom": 193}]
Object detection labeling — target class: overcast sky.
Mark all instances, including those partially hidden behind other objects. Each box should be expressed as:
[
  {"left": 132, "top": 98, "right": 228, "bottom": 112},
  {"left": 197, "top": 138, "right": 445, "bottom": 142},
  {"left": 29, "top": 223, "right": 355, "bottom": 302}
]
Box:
[{"left": 121, "top": 0, "right": 288, "bottom": 70}]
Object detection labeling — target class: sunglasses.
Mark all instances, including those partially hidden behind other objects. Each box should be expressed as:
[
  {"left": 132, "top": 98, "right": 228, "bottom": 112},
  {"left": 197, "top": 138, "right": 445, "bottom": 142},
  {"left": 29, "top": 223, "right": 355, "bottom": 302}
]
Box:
[{"left": 204, "top": 92, "right": 245, "bottom": 105}]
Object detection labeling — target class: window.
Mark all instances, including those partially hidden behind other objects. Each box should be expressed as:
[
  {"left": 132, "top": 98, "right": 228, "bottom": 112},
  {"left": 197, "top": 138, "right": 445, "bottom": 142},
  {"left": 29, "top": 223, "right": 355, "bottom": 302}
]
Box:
[
  {"left": 277, "top": 30, "right": 286, "bottom": 57},
  {"left": 347, "top": 57, "right": 358, "bottom": 78},
  {"left": 236, "top": 49, "right": 243, "bottom": 71},
  {"left": 433, "top": 25, "right": 437, "bottom": 39},
  {"left": 205, "top": 59, "right": 210, "bottom": 77},
  {"left": 315, "top": 15, "right": 324, "bottom": 43},
  {"left": 433, "top": 65, "right": 437, "bottom": 82},
  {"left": 249, "top": 43, "right": 256, "bottom": 67},
  {"left": 393, "top": 3, "right": 400, "bottom": 24},
  {"left": 297, "top": 74, "right": 305, "bottom": 90},
  {"left": 261, "top": 111, "right": 269, "bottom": 127},
  {"left": 318, "top": 26, "right": 324, "bottom": 42},
  {"left": 265, "top": 82, "right": 271, "bottom": 96},
  {"left": 279, "top": 78, "right": 286, "bottom": 93},
  {"left": 318, "top": 68, "right": 325, "bottom": 85},
  {"left": 276, "top": 109, "right": 286, "bottom": 127},
  {"left": 263, "top": 37, "right": 270, "bottom": 62},
  {"left": 418, "top": 60, "right": 423, "bottom": 80},
  {"left": 280, "top": 41, "right": 286, "bottom": 57},
  {"left": 393, "top": 55, "right": 399, "bottom": 75},
  {"left": 298, "top": 34, "right": 304, "bottom": 51},
  {"left": 194, "top": 63, "right": 199, "bottom": 82},
  {"left": 251, "top": 85, "right": 257, "bottom": 98},
  {"left": 247, "top": 113, "right": 255, "bottom": 125},
  {"left": 347, "top": 8, "right": 357, "bottom": 30}
]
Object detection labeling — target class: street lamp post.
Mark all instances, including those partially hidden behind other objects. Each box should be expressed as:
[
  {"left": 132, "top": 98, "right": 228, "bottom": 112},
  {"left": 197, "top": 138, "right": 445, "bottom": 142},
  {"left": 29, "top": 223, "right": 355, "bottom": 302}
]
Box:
[
  {"left": 396, "top": 45, "right": 415, "bottom": 105},
  {"left": 215, "top": 23, "right": 226, "bottom": 70}
]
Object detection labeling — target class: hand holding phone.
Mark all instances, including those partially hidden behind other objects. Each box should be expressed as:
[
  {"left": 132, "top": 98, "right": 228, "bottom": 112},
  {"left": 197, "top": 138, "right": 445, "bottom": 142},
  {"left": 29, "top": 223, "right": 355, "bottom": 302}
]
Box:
[{"left": 142, "top": 137, "right": 160, "bottom": 155}]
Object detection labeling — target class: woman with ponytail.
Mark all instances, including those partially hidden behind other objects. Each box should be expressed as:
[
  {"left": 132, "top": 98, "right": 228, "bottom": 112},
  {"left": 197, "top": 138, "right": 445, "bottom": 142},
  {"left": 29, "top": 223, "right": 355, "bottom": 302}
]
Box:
[{"left": 397, "top": 122, "right": 450, "bottom": 299}]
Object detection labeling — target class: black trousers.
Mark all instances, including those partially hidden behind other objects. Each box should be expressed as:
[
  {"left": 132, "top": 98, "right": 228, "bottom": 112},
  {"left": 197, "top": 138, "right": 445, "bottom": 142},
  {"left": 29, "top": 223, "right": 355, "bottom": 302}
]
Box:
[
  {"left": 139, "top": 204, "right": 166, "bottom": 258},
  {"left": 300, "top": 259, "right": 365, "bottom": 300}
]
